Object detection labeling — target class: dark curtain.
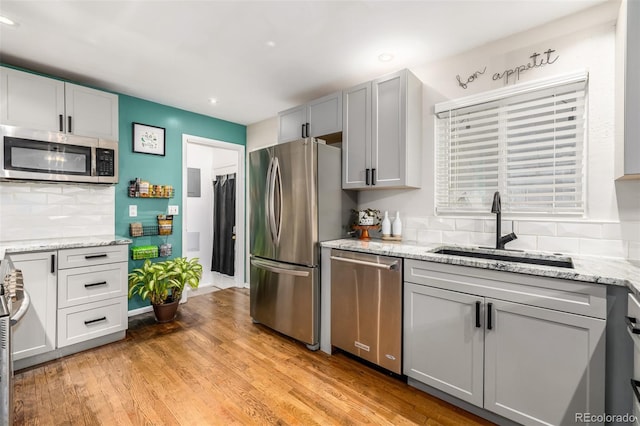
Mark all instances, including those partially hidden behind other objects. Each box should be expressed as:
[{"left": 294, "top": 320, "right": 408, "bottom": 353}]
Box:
[{"left": 212, "top": 174, "right": 236, "bottom": 276}]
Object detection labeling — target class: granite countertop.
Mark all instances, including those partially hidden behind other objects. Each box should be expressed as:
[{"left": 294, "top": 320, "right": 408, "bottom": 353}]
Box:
[
  {"left": 321, "top": 238, "right": 640, "bottom": 294},
  {"left": 0, "top": 235, "right": 132, "bottom": 259}
]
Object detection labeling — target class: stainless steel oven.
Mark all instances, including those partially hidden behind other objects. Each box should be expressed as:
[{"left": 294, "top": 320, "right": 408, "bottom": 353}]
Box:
[
  {"left": 0, "top": 258, "right": 31, "bottom": 426},
  {"left": 0, "top": 295, "right": 10, "bottom": 426},
  {"left": 0, "top": 125, "right": 118, "bottom": 184}
]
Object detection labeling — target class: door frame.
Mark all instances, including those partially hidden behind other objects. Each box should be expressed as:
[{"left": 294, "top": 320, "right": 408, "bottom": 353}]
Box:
[{"left": 182, "top": 134, "right": 246, "bottom": 287}]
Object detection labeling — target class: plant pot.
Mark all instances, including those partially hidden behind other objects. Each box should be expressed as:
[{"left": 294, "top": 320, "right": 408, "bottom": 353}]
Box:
[{"left": 152, "top": 299, "right": 179, "bottom": 323}]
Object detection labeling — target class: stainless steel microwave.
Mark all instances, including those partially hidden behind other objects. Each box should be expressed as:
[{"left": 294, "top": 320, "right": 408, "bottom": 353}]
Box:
[{"left": 0, "top": 125, "right": 118, "bottom": 184}]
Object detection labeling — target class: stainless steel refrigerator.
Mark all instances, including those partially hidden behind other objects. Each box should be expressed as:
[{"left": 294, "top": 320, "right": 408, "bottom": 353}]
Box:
[{"left": 249, "top": 138, "right": 354, "bottom": 350}]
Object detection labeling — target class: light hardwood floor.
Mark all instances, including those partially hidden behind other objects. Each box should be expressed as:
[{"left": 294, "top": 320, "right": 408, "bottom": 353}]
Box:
[{"left": 14, "top": 288, "right": 494, "bottom": 425}]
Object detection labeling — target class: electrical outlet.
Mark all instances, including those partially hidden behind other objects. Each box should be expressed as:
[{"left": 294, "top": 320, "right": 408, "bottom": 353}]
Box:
[
  {"left": 168, "top": 205, "right": 179, "bottom": 215},
  {"left": 129, "top": 205, "right": 137, "bottom": 217}
]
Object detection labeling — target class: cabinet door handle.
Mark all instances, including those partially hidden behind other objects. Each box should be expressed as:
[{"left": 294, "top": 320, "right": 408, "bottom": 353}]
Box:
[
  {"left": 59, "top": 114, "right": 64, "bottom": 132},
  {"left": 365, "top": 168, "right": 370, "bottom": 185},
  {"left": 85, "top": 254, "right": 108, "bottom": 260},
  {"left": 84, "top": 281, "right": 107, "bottom": 288},
  {"left": 68, "top": 116, "right": 73, "bottom": 133},
  {"left": 632, "top": 379, "right": 640, "bottom": 404},
  {"left": 84, "top": 316, "right": 107, "bottom": 325},
  {"left": 372, "top": 168, "right": 377, "bottom": 185},
  {"left": 487, "top": 302, "right": 493, "bottom": 330},
  {"left": 475, "top": 301, "right": 481, "bottom": 328},
  {"left": 301, "top": 124, "right": 305, "bottom": 138},
  {"left": 50, "top": 254, "right": 56, "bottom": 274},
  {"left": 626, "top": 316, "right": 640, "bottom": 334},
  {"left": 305, "top": 123, "right": 309, "bottom": 138}
]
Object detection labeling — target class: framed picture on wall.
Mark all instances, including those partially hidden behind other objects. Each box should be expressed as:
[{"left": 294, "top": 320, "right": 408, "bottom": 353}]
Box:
[{"left": 132, "top": 122, "right": 166, "bottom": 156}]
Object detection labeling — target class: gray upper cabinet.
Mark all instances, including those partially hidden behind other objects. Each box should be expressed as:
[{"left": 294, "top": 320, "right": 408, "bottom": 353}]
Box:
[
  {"left": 342, "top": 81, "right": 371, "bottom": 188},
  {"left": 63, "top": 82, "right": 119, "bottom": 141},
  {"left": 277, "top": 91, "right": 342, "bottom": 143},
  {"left": 342, "top": 69, "right": 422, "bottom": 190},
  {"left": 623, "top": 0, "right": 640, "bottom": 177},
  {"left": 0, "top": 66, "right": 119, "bottom": 141},
  {"left": 278, "top": 104, "right": 306, "bottom": 143}
]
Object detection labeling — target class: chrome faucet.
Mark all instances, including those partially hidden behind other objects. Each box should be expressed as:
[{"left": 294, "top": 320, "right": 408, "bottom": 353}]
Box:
[{"left": 491, "top": 191, "right": 517, "bottom": 250}]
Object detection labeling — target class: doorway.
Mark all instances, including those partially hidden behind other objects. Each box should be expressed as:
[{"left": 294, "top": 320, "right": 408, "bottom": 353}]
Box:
[{"left": 182, "top": 134, "right": 245, "bottom": 292}]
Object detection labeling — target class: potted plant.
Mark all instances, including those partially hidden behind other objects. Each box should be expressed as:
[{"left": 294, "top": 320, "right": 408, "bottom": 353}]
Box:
[
  {"left": 128, "top": 257, "right": 202, "bottom": 323},
  {"left": 169, "top": 256, "right": 203, "bottom": 302}
]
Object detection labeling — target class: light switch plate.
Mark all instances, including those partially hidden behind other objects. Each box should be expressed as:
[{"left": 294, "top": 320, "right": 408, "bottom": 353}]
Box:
[
  {"left": 168, "top": 205, "right": 179, "bottom": 215},
  {"left": 129, "top": 205, "right": 137, "bottom": 217}
]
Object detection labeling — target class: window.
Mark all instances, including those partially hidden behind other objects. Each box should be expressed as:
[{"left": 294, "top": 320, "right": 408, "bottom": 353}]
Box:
[{"left": 435, "top": 72, "right": 587, "bottom": 216}]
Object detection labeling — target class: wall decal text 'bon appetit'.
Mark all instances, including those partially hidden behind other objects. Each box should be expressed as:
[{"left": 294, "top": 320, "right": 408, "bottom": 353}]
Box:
[{"left": 456, "top": 49, "right": 560, "bottom": 89}]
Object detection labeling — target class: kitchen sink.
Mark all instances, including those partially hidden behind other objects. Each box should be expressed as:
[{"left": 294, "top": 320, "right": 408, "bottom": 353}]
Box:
[{"left": 433, "top": 247, "right": 574, "bottom": 269}]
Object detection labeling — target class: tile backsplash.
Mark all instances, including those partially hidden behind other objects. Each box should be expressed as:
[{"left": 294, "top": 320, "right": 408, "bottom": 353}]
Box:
[
  {"left": 0, "top": 182, "right": 115, "bottom": 243},
  {"left": 402, "top": 216, "right": 640, "bottom": 260}
]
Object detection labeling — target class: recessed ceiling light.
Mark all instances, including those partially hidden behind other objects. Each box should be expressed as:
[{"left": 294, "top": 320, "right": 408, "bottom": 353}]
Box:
[
  {"left": 0, "top": 16, "right": 16, "bottom": 26},
  {"left": 378, "top": 53, "right": 394, "bottom": 62},
  {"left": 209, "top": 98, "right": 218, "bottom": 105},
  {"left": 266, "top": 41, "right": 276, "bottom": 48}
]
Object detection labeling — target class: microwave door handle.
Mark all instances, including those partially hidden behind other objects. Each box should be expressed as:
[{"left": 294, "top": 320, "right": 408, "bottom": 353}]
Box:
[{"left": 91, "top": 147, "right": 97, "bottom": 177}]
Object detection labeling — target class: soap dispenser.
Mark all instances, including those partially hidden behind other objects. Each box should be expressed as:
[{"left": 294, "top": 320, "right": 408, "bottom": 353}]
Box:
[
  {"left": 392, "top": 211, "right": 402, "bottom": 237},
  {"left": 381, "top": 211, "right": 391, "bottom": 236}
]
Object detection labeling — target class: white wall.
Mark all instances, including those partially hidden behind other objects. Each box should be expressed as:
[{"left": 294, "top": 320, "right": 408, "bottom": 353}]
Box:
[
  {"left": 361, "top": 3, "right": 639, "bottom": 260},
  {"left": 0, "top": 182, "right": 115, "bottom": 249},
  {"left": 246, "top": 2, "right": 640, "bottom": 260},
  {"left": 247, "top": 117, "right": 278, "bottom": 152}
]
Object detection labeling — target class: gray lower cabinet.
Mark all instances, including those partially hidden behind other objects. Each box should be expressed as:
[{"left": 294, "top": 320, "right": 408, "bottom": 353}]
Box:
[
  {"left": 404, "top": 260, "right": 606, "bottom": 426},
  {"left": 56, "top": 246, "right": 128, "bottom": 348},
  {"left": 404, "top": 284, "right": 484, "bottom": 405},
  {"left": 10, "top": 251, "right": 57, "bottom": 361},
  {"left": 8, "top": 245, "right": 128, "bottom": 369},
  {"left": 484, "top": 298, "right": 605, "bottom": 426}
]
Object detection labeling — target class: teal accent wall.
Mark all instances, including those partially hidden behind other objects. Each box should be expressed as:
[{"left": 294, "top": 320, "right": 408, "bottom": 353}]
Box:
[{"left": 116, "top": 95, "right": 246, "bottom": 310}]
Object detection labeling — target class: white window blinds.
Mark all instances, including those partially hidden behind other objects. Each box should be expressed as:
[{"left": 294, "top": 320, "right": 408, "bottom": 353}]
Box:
[{"left": 435, "top": 73, "right": 587, "bottom": 215}]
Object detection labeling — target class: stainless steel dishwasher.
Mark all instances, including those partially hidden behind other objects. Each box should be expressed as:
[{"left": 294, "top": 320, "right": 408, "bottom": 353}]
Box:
[{"left": 330, "top": 249, "right": 402, "bottom": 374}]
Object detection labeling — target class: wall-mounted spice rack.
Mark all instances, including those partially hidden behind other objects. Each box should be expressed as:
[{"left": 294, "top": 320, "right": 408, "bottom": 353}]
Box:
[
  {"left": 130, "top": 243, "right": 173, "bottom": 260},
  {"left": 128, "top": 178, "right": 174, "bottom": 198},
  {"left": 129, "top": 215, "right": 173, "bottom": 237}
]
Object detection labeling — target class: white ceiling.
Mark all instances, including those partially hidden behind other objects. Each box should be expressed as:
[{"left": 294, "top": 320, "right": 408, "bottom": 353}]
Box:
[{"left": 0, "top": 0, "right": 609, "bottom": 126}]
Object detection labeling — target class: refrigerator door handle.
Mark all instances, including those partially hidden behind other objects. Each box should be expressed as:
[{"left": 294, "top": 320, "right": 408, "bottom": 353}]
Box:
[
  {"left": 268, "top": 157, "right": 280, "bottom": 246},
  {"left": 265, "top": 157, "right": 275, "bottom": 244},
  {"left": 273, "top": 156, "right": 283, "bottom": 244},
  {"left": 250, "top": 258, "right": 310, "bottom": 277}
]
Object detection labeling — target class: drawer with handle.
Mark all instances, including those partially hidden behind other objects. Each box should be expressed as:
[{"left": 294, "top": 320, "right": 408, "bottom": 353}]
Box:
[
  {"left": 627, "top": 292, "right": 640, "bottom": 422},
  {"left": 57, "top": 263, "right": 127, "bottom": 308},
  {"left": 57, "top": 298, "right": 127, "bottom": 348},
  {"left": 57, "top": 245, "right": 128, "bottom": 269}
]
